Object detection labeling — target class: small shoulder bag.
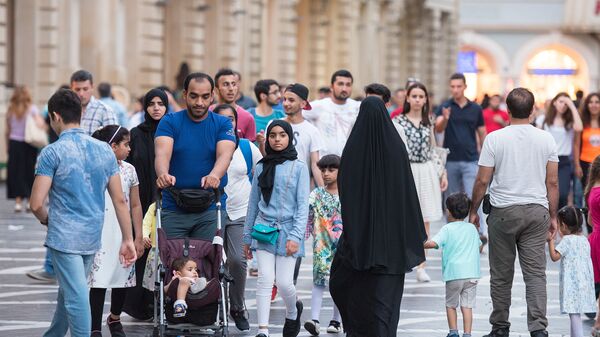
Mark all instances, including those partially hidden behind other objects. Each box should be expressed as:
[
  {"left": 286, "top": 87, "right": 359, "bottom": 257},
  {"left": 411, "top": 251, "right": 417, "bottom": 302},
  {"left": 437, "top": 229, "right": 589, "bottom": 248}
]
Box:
[{"left": 251, "top": 161, "right": 295, "bottom": 245}]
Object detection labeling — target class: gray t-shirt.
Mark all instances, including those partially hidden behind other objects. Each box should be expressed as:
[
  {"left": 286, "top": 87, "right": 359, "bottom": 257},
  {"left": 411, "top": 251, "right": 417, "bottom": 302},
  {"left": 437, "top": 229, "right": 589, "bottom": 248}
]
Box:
[{"left": 479, "top": 124, "right": 559, "bottom": 208}]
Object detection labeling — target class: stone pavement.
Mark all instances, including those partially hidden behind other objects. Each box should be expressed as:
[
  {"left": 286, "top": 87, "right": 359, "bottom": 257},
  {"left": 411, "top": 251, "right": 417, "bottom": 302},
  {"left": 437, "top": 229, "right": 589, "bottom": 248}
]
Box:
[{"left": 0, "top": 186, "right": 589, "bottom": 336}]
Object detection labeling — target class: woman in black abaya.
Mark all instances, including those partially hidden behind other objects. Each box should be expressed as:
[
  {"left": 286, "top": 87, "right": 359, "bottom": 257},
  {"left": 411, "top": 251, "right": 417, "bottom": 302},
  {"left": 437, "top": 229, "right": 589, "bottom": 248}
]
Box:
[
  {"left": 122, "top": 88, "right": 168, "bottom": 320},
  {"left": 329, "top": 96, "right": 427, "bottom": 337}
]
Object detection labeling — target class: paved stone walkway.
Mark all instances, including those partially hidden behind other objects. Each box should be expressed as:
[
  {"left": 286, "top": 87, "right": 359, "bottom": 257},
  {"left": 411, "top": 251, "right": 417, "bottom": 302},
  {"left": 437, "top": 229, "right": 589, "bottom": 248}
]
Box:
[{"left": 0, "top": 187, "right": 589, "bottom": 336}]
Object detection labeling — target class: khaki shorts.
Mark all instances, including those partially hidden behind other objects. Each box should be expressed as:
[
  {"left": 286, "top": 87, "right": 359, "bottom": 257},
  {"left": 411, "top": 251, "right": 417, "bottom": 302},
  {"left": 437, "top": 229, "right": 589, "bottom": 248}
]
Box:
[{"left": 445, "top": 279, "right": 478, "bottom": 308}]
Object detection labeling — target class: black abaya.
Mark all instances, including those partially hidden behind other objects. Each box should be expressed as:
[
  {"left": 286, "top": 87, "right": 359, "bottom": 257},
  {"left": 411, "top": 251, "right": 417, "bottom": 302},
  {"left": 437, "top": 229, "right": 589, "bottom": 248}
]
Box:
[
  {"left": 329, "top": 96, "right": 426, "bottom": 336},
  {"left": 122, "top": 88, "right": 168, "bottom": 320}
]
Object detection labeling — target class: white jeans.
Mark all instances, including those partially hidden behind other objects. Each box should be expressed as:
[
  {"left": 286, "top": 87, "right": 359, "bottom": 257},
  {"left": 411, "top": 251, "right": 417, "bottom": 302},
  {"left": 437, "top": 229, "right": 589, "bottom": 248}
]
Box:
[{"left": 255, "top": 250, "right": 298, "bottom": 327}]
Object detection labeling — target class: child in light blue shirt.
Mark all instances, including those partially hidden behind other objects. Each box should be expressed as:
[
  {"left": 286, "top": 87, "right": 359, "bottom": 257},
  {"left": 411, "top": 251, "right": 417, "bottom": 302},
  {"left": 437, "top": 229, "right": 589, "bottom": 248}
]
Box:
[{"left": 425, "top": 192, "right": 481, "bottom": 337}]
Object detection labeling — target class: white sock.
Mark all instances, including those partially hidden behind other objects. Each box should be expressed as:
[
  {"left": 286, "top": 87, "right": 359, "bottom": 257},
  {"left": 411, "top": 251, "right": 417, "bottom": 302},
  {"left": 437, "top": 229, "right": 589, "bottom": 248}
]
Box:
[
  {"left": 173, "top": 299, "right": 187, "bottom": 308},
  {"left": 258, "top": 327, "right": 269, "bottom": 336}
]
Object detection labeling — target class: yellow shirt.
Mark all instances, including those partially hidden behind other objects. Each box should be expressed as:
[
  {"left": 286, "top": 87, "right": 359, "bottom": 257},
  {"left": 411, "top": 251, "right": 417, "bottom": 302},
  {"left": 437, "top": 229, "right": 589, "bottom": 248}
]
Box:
[{"left": 143, "top": 202, "right": 157, "bottom": 247}]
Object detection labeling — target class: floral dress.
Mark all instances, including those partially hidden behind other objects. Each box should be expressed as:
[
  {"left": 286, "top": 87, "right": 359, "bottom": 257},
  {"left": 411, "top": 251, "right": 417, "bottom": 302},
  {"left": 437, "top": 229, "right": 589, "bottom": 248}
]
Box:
[
  {"left": 307, "top": 187, "right": 343, "bottom": 287},
  {"left": 88, "top": 161, "right": 138, "bottom": 288},
  {"left": 555, "top": 235, "right": 597, "bottom": 314}
]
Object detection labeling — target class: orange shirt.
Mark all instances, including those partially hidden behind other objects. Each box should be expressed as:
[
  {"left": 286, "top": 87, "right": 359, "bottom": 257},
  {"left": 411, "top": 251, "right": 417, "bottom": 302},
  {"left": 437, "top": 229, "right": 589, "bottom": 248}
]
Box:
[{"left": 580, "top": 127, "right": 600, "bottom": 163}]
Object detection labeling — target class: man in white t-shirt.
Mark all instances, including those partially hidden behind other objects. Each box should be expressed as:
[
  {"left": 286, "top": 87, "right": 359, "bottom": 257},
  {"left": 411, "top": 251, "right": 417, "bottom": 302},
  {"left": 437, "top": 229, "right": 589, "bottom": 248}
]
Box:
[
  {"left": 469, "top": 88, "right": 558, "bottom": 337},
  {"left": 283, "top": 83, "right": 325, "bottom": 187},
  {"left": 304, "top": 70, "right": 360, "bottom": 156}
]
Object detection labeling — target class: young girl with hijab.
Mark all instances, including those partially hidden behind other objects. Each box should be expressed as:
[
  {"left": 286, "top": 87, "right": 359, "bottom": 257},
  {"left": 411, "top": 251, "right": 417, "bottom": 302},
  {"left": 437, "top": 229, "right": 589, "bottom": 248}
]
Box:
[
  {"left": 330, "top": 96, "right": 426, "bottom": 337},
  {"left": 395, "top": 82, "right": 448, "bottom": 282},
  {"left": 243, "top": 120, "right": 310, "bottom": 337},
  {"left": 88, "top": 125, "right": 144, "bottom": 337},
  {"left": 122, "top": 88, "right": 168, "bottom": 320}
]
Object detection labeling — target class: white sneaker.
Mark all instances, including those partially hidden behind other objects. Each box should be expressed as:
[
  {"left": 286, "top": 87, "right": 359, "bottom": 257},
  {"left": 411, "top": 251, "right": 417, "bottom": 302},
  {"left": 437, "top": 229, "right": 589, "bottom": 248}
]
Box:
[
  {"left": 326, "top": 320, "right": 342, "bottom": 333},
  {"left": 416, "top": 268, "right": 431, "bottom": 282},
  {"left": 304, "top": 320, "right": 320, "bottom": 335}
]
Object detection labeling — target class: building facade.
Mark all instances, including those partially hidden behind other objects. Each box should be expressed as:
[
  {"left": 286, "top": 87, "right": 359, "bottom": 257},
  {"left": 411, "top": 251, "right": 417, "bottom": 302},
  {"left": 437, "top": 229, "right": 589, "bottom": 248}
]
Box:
[
  {"left": 459, "top": 0, "right": 600, "bottom": 103},
  {"left": 0, "top": 0, "right": 459, "bottom": 106}
]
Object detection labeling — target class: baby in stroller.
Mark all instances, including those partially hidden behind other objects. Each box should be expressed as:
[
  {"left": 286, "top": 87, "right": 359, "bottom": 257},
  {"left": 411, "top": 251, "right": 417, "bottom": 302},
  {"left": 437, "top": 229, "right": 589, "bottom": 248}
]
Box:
[{"left": 165, "top": 257, "right": 208, "bottom": 318}]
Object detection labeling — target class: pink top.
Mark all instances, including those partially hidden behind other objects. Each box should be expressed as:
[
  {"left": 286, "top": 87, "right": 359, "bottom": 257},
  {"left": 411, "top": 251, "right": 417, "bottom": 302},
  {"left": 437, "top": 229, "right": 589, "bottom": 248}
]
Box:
[
  {"left": 210, "top": 104, "right": 256, "bottom": 142},
  {"left": 587, "top": 186, "right": 600, "bottom": 282},
  {"left": 9, "top": 105, "right": 39, "bottom": 142}
]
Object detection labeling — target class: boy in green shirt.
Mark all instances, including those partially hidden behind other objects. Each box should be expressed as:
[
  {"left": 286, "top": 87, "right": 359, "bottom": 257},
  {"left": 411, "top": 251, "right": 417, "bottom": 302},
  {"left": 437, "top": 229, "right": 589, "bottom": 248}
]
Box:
[{"left": 425, "top": 192, "right": 482, "bottom": 337}]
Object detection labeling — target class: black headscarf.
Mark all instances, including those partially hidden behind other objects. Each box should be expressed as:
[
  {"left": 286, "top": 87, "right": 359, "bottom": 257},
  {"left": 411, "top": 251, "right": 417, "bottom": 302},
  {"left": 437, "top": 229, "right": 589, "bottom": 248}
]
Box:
[
  {"left": 258, "top": 120, "right": 298, "bottom": 205},
  {"left": 138, "top": 88, "right": 169, "bottom": 132},
  {"left": 126, "top": 88, "right": 168, "bottom": 214},
  {"left": 336, "top": 96, "right": 426, "bottom": 275}
]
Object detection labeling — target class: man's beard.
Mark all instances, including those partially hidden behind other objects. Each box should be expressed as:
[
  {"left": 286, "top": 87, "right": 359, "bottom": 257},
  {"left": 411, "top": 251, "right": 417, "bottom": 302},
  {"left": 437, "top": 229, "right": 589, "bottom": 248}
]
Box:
[{"left": 333, "top": 92, "right": 348, "bottom": 102}]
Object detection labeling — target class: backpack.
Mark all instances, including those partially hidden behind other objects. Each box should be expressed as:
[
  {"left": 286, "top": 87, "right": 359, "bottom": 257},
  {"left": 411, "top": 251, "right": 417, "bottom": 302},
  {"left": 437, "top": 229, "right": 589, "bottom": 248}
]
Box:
[{"left": 239, "top": 138, "right": 253, "bottom": 182}]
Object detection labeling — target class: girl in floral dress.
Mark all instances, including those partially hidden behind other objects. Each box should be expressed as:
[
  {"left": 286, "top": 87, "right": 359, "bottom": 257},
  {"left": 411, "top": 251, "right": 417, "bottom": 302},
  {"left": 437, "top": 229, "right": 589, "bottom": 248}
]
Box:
[
  {"left": 303, "top": 154, "right": 343, "bottom": 336},
  {"left": 548, "top": 206, "right": 596, "bottom": 337},
  {"left": 88, "top": 125, "right": 144, "bottom": 337}
]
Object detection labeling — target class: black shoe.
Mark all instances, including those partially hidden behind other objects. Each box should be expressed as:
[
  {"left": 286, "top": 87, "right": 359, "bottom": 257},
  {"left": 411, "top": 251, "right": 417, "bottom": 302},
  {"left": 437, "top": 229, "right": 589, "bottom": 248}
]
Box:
[
  {"left": 255, "top": 334, "right": 267, "bottom": 337},
  {"left": 282, "top": 300, "right": 303, "bottom": 337},
  {"left": 230, "top": 310, "right": 250, "bottom": 331},
  {"left": 304, "top": 319, "right": 320, "bottom": 335},
  {"left": 107, "top": 315, "right": 127, "bottom": 337},
  {"left": 530, "top": 330, "right": 548, "bottom": 337},
  {"left": 91, "top": 331, "right": 102, "bottom": 337},
  {"left": 483, "top": 327, "right": 509, "bottom": 337}
]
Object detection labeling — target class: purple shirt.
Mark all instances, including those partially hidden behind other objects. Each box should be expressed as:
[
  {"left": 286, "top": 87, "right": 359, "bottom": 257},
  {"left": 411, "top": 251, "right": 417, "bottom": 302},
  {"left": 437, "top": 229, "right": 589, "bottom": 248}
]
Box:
[{"left": 9, "top": 105, "right": 39, "bottom": 141}]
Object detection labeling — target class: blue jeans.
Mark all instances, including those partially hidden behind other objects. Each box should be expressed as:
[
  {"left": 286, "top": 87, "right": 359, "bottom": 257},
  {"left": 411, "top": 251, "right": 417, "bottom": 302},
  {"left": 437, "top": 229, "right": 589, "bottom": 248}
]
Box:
[
  {"left": 43, "top": 248, "right": 94, "bottom": 337},
  {"left": 446, "top": 160, "right": 486, "bottom": 234},
  {"left": 44, "top": 249, "right": 55, "bottom": 276}
]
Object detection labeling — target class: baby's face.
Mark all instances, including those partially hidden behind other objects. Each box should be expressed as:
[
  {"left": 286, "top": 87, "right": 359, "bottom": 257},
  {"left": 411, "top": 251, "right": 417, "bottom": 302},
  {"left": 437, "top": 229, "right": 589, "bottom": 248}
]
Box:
[{"left": 177, "top": 260, "right": 199, "bottom": 278}]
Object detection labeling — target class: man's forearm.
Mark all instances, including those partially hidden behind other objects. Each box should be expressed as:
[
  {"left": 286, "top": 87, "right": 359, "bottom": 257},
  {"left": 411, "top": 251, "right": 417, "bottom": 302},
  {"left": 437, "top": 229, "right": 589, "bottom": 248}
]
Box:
[
  {"left": 471, "top": 180, "right": 487, "bottom": 213},
  {"left": 155, "top": 155, "right": 170, "bottom": 177},
  {"left": 209, "top": 153, "right": 233, "bottom": 179},
  {"left": 547, "top": 182, "right": 558, "bottom": 219},
  {"left": 435, "top": 118, "right": 448, "bottom": 133}
]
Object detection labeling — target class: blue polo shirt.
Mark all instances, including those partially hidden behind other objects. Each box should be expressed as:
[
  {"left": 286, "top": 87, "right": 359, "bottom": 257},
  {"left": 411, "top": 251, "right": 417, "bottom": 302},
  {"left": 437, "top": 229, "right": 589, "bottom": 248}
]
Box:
[
  {"left": 155, "top": 110, "right": 236, "bottom": 212},
  {"left": 36, "top": 128, "right": 119, "bottom": 255},
  {"left": 435, "top": 99, "right": 484, "bottom": 162}
]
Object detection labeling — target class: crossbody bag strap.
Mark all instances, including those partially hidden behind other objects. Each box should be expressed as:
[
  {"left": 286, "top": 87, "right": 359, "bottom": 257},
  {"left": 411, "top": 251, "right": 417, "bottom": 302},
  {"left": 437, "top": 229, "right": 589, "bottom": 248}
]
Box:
[{"left": 277, "top": 160, "right": 296, "bottom": 226}]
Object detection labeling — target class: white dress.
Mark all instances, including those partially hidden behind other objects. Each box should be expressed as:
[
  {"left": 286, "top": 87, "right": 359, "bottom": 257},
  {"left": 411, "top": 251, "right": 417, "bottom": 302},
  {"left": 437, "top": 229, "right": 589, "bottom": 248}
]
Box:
[
  {"left": 88, "top": 161, "right": 138, "bottom": 288},
  {"left": 555, "top": 235, "right": 597, "bottom": 314}
]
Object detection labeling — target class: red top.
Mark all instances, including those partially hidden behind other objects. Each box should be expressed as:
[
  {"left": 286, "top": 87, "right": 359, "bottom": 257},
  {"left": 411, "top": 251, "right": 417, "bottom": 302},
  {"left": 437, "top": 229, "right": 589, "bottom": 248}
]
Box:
[
  {"left": 390, "top": 106, "right": 403, "bottom": 119},
  {"left": 482, "top": 108, "right": 509, "bottom": 133}
]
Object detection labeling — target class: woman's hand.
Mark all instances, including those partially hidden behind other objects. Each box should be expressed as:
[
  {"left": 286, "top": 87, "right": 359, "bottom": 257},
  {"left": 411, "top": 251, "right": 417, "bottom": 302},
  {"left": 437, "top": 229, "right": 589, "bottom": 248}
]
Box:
[
  {"left": 574, "top": 164, "right": 583, "bottom": 179},
  {"left": 286, "top": 240, "right": 299, "bottom": 256},
  {"left": 440, "top": 172, "right": 448, "bottom": 192},
  {"left": 243, "top": 244, "right": 253, "bottom": 260}
]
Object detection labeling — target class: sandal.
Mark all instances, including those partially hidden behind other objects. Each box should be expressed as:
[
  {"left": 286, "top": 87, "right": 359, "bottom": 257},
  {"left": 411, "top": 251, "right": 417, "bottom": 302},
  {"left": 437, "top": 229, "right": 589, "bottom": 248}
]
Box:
[
  {"left": 173, "top": 302, "right": 187, "bottom": 318},
  {"left": 592, "top": 327, "right": 600, "bottom": 337}
]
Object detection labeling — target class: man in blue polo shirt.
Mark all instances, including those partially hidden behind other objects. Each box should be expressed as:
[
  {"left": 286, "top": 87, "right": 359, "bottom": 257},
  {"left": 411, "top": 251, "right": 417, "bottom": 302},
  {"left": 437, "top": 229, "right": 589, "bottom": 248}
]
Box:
[
  {"left": 435, "top": 73, "right": 487, "bottom": 234},
  {"left": 155, "top": 72, "right": 236, "bottom": 240}
]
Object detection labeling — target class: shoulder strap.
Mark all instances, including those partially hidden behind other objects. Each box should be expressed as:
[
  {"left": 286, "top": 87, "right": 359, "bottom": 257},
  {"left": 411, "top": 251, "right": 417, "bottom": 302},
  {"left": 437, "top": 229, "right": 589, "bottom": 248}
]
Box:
[{"left": 239, "top": 138, "right": 253, "bottom": 181}]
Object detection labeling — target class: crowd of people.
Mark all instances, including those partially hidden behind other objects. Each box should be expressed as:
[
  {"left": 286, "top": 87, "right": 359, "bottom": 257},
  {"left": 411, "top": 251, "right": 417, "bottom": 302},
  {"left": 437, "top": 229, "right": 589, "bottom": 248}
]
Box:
[{"left": 7, "top": 66, "right": 600, "bottom": 337}]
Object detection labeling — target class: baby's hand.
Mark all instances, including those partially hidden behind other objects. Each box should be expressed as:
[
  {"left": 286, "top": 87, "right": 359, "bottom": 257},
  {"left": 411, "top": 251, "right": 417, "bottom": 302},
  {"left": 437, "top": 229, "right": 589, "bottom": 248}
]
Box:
[{"left": 143, "top": 237, "right": 152, "bottom": 248}]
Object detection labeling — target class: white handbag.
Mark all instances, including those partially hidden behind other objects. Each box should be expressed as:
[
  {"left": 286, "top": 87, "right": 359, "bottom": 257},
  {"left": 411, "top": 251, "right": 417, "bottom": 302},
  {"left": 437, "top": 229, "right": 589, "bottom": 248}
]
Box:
[{"left": 24, "top": 114, "right": 48, "bottom": 149}]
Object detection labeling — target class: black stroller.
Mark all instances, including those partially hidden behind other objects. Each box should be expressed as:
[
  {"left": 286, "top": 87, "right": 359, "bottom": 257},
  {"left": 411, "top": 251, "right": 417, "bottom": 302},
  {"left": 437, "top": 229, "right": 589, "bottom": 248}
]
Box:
[{"left": 152, "top": 190, "right": 229, "bottom": 337}]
